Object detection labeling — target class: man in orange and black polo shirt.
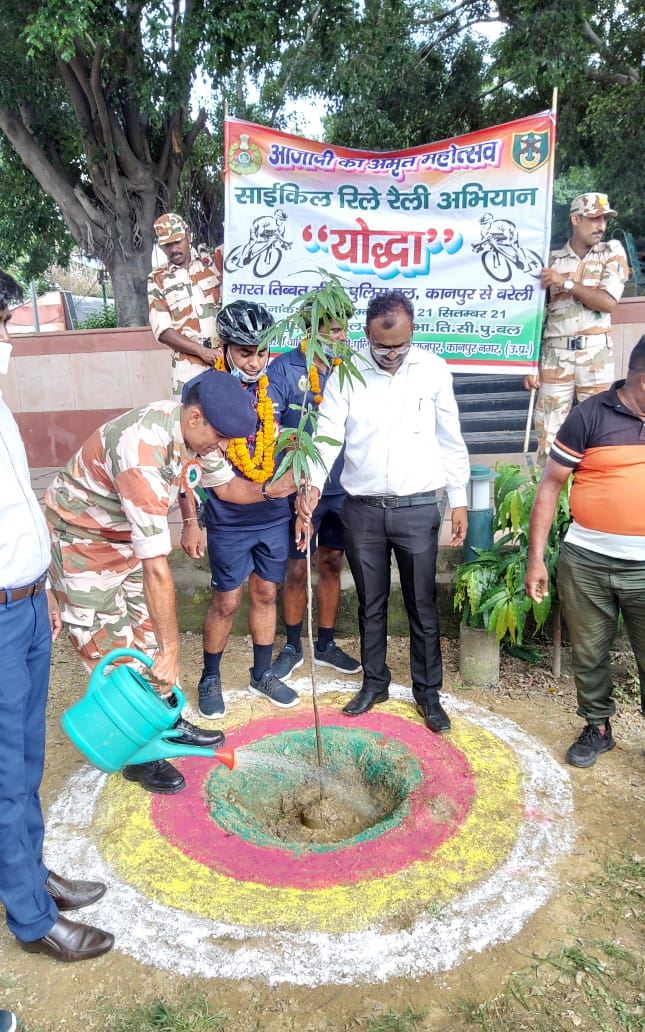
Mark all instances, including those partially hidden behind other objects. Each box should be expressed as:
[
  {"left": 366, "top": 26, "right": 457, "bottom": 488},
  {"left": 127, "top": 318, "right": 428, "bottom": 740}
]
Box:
[{"left": 526, "top": 336, "right": 645, "bottom": 768}]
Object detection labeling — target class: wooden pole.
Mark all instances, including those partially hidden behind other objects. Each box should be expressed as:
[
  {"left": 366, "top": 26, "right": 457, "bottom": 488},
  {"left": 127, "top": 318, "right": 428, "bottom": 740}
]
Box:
[
  {"left": 304, "top": 482, "right": 323, "bottom": 774},
  {"left": 523, "top": 386, "right": 537, "bottom": 457},
  {"left": 552, "top": 601, "right": 562, "bottom": 678}
]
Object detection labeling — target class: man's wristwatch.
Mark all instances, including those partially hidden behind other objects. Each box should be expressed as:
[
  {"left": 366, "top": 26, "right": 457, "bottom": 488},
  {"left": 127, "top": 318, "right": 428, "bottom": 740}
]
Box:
[
  {"left": 261, "top": 481, "right": 272, "bottom": 501},
  {"left": 562, "top": 278, "right": 575, "bottom": 292}
]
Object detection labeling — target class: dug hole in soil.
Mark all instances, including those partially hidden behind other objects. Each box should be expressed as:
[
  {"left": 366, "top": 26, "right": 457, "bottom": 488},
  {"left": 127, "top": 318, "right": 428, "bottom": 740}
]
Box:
[{"left": 0, "top": 632, "right": 642, "bottom": 1032}]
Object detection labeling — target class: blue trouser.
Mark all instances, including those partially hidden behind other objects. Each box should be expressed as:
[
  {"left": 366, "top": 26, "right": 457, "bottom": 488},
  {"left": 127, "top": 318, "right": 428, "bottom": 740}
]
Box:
[{"left": 0, "top": 591, "right": 59, "bottom": 941}]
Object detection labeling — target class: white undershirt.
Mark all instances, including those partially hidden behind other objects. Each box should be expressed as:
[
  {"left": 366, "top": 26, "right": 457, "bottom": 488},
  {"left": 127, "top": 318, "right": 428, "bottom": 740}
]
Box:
[
  {"left": 0, "top": 392, "right": 51, "bottom": 589},
  {"left": 312, "top": 348, "right": 470, "bottom": 507}
]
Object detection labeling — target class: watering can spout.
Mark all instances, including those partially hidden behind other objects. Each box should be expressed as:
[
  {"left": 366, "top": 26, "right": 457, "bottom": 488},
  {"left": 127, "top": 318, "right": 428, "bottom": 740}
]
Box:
[{"left": 215, "top": 747, "right": 235, "bottom": 770}]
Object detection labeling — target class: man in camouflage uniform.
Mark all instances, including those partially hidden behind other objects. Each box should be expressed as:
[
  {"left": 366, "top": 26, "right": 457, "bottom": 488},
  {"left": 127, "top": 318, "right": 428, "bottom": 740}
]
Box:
[
  {"left": 525, "top": 192, "right": 628, "bottom": 462},
  {"left": 147, "top": 213, "right": 223, "bottom": 399},
  {"left": 45, "top": 371, "right": 294, "bottom": 795}
]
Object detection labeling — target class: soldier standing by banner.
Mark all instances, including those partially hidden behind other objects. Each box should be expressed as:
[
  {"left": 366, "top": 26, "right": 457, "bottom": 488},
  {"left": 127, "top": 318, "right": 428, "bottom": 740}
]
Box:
[
  {"left": 147, "top": 214, "right": 224, "bottom": 399},
  {"left": 525, "top": 193, "right": 628, "bottom": 462}
]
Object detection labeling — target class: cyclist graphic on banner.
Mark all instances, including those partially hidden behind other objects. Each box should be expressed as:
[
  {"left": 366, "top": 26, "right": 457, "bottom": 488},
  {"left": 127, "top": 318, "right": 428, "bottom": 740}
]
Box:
[
  {"left": 225, "top": 209, "right": 293, "bottom": 278},
  {"left": 473, "top": 212, "right": 543, "bottom": 283}
]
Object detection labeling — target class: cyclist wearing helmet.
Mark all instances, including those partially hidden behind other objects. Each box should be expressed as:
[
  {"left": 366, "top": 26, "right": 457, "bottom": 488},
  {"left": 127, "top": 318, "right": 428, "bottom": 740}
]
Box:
[
  {"left": 268, "top": 292, "right": 361, "bottom": 680},
  {"left": 240, "top": 208, "right": 291, "bottom": 265},
  {"left": 478, "top": 212, "right": 519, "bottom": 251},
  {"left": 192, "top": 301, "right": 300, "bottom": 717}
]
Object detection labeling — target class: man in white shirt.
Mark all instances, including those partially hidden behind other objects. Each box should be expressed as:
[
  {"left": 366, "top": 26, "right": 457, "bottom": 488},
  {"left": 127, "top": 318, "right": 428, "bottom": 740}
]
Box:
[
  {"left": 0, "top": 271, "right": 113, "bottom": 963},
  {"left": 296, "top": 290, "right": 469, "bottom": 732}
]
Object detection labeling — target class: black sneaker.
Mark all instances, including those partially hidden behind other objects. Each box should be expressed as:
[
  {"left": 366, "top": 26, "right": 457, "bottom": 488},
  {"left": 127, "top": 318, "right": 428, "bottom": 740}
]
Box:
[
  {"left": 565, "top": 721, "right": 615, "bottom": 768},
  {"left": 248, "top": 669, "right": 300, "bottom": 708},
  {"left": 198, "top": 673, "right": 225, "bottom": 718},
  {"left": 271, "top": 644, "right": 304, "bottom": 679},
  {"left": 314, "top": 641, "right": 362, "bottom": 674},
  {"left": 0, "top": 1011, "right": 16, "bottom": 1032}
]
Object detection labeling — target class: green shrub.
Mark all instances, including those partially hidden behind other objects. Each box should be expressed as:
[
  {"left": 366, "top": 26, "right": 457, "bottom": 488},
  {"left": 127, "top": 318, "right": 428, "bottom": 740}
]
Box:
[{"left": 454, "top": 464, "right": 570, "bottom": 648}]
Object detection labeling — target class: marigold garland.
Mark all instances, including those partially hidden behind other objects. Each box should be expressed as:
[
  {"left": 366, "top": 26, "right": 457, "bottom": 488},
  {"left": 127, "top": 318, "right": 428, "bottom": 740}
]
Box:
[
  {"left": 214, "top": 356, "right": 275, "bottom": 482},
  {"left": 300, "top": 339, "right": 342, "bottom": 406}
]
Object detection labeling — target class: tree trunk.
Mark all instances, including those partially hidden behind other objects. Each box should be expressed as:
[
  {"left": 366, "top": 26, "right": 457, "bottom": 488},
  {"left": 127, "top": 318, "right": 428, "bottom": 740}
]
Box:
[
  {"left": 101, "top": 192, "right": 158, "bottom": 326},
  {"left": 107, "top": 242, "right": 153, "bottom": 326}
]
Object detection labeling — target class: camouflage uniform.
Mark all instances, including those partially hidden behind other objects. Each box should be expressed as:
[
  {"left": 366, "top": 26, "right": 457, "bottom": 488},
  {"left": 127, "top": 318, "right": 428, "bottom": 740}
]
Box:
[
  {"left": 147, "top": 214, "right": 223, "bottom": 400},
  {"left": 45, "top": 402, "right": 233, "bottom": 667},
  {"left": 535, "top": 193, "right": 628, "bottom": 459}
]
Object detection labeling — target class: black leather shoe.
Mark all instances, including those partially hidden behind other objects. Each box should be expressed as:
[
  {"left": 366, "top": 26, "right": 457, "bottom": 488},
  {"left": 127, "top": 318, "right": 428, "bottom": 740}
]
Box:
[
  {"left": 170, "top": 717, "right": 225, "bottom": 749},
  {"left": 20, "top": 915, "right": 114, "bottom": 962},
  {"left": 122, "top": 760, "right": 185, "bottom": 794},
  {"left": 46, "top": 871, "right": 106, "bottom": 911},
  {"left": 417, "top": 699, "right": 451, "bottom": 733},
  {"left": 342, "top": 688, "right": 389, "bottom": 716}
]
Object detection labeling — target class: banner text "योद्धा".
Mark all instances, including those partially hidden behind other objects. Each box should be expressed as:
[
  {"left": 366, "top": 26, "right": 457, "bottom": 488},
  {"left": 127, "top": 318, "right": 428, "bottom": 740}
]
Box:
[{"left": 223, "top": 113, "right": 556, "bottom": 374}]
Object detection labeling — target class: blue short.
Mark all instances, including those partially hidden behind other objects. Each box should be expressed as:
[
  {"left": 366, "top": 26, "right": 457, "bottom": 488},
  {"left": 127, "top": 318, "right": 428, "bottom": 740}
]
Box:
[
  {"left": 207, "top": 522, "right": 289, "bottom": 592},
  {"left": 288, "top": 493, "right": 346, "bottom": 560}
]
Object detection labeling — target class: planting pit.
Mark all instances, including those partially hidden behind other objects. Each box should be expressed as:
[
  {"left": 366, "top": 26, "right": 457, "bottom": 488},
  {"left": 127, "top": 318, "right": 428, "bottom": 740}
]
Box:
[{"left": 206, "top": 726, "right": 421, "bottom": 846}]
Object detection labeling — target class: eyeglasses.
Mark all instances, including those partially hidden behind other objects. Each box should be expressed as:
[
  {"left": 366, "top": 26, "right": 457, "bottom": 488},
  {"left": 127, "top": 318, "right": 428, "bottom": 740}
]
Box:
[{"left": 370, "top": 343, "right": 412, "bottom": 357}]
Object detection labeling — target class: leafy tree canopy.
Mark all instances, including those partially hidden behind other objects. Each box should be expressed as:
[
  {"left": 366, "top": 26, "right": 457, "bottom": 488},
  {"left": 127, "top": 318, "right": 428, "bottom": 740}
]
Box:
[{"left": 0, "top": 0, "right": 641, "bottom": 324}]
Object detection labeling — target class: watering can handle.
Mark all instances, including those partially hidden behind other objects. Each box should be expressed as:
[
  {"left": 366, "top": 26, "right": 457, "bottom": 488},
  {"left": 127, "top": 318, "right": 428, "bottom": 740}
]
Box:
[{"left": 89, "top": 648, "right": 184, "bottom": 709}]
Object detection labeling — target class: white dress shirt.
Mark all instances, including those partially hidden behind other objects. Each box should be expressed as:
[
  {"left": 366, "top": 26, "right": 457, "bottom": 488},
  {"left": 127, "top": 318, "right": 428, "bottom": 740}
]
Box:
[
  {"left": 312, "top": 347, "right": 470, "bottom": 508},
  {"left": 0, "top": 392, "right": 51, "bottom": 589}
]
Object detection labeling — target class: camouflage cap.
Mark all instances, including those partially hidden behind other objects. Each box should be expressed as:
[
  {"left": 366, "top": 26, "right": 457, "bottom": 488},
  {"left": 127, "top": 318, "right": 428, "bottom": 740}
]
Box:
[
  {"left": 570, "top": 193, "right": 617, "bottom": 218},
  {"left": 154, "top": 213, "right": 190, "bottom": 245}
]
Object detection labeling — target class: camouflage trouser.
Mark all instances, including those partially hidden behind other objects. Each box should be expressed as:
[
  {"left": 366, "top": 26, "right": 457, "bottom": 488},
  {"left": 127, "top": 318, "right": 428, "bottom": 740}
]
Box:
[
  {"left": 535, "top": 336, "right": 614, "bottom": 462},
  {"left": 171, "top": 353, "right": 213, "bottom": 400},
  {"left": 49, "top": 529, "right": 157, "bottom": 671}
]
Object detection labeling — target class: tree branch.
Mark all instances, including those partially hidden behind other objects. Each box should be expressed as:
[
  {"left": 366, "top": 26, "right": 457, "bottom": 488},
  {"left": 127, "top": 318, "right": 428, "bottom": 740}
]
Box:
[
  {"left": 182, "top": 108, "right": 208, "bottom": 160},
  {"left": 582, "top": 20, "right": 639, "bottom": 83},
  {"left": 57, "top": 58, "right": 95, "bottom": 142},
  {"left": 89, "top": 41, "right": 125, "bottom": 204},
  {"left": 0, "top": 103, "right": 106, "bottom": 250},
  {"left": 270, "top": 3, "right": 323, "bottom": 120},
  {"left": 586, "top": 67, "right": 639, "bottom": 85},
  {"left": 415, "top": 0, "right": 475, "bottom": 27}
]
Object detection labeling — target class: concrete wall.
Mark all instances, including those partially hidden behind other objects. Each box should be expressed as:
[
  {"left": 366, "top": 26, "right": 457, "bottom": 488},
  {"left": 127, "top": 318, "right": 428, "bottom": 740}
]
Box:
[
  {"left": 3, "top": 327, "right": 170, "bottom": 467},
  {"left": 3, "top": 296, "right": 644, "bottom": 469}
]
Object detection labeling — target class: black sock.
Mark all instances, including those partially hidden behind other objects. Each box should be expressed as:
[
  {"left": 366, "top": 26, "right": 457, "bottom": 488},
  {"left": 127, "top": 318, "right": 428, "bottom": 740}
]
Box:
[
  {"left": 316, "top": 627, "right": 335, "bottom": 652},
  {"left": 252, "top": 643, "right": 273, "bottom": 681},
  {"left": 203, "top": 650, "right": 222, "bottom": 678},
  {"left": 286, "top": 622, "right": 303, "bottom": 651}
]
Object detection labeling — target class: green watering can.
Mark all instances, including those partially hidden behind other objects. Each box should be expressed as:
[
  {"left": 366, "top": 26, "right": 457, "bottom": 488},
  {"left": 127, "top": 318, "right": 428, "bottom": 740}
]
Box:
[{"left": 61, "top": 647, "right": 233, "bottom": 773}]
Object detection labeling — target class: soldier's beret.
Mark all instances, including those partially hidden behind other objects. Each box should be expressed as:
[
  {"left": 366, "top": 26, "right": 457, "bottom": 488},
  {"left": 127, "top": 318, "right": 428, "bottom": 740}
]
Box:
[
  {"left": 181, "top": 369, "right": 257, "bottom": 439},
  {"left": 154, "top": 213, "right": 190, "bottom": 245},
  {"left": 570, "top": 193, "right": 617, "bottom": 218}
]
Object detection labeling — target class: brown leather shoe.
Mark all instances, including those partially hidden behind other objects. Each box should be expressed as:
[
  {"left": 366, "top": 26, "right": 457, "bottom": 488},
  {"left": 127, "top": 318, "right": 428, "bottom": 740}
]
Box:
[
  {"left": 46, "top": 870, "right": 107, "bottom": 911},
  {"left": 20, "top": 915, "right": 114, "bottom": 962}
]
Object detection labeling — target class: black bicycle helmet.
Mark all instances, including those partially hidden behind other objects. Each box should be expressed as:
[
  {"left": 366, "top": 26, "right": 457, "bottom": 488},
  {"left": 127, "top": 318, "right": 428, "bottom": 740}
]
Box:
[{"left": 216, "top": 301, "right": 275, "bottom": 347}]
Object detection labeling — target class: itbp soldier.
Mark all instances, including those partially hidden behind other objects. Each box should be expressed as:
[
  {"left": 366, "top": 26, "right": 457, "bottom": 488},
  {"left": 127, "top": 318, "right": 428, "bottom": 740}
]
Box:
[
  {"left": 525, "top": 192, "right": 628, "bottom": 463},
  {"left": 147, "top": 213, "right": 223, "bottom": 399}
]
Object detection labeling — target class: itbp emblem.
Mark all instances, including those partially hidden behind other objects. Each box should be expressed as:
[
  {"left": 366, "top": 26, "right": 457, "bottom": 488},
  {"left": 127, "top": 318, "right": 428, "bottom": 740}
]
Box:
[
  {"left": 511, "top": 131, "right": 550, "bottom": 172},
  {"left": 228, "top": 133, "right": 262, "bottom": 175}
]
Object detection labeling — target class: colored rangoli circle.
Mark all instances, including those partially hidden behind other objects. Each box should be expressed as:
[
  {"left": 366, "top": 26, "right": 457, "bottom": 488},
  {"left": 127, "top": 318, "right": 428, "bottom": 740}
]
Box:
[{"left": 44, "top": 684, "right": 574, "bottom": 984}]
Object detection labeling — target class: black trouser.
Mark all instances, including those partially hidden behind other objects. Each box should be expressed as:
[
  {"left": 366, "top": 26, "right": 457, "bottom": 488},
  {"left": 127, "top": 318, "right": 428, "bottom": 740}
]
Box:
[{"left": 341, "top": 497, "right": 442, "bottom": 702}]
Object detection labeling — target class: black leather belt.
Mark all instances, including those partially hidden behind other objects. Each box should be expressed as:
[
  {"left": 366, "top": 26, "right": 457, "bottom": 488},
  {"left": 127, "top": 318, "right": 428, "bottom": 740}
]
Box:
[
  {"left": 548, "top": 333, "right": 607, "bottom": 351},
  {"left": 0, "top": 573, "right": 47, "bottom": 605},
  {"left": 353, "top": 492, "right": 438, "bottom": 508}
]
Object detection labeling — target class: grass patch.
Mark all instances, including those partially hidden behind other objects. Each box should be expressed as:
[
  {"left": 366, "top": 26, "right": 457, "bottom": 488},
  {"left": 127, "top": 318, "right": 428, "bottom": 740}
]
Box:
[
  {"left": 360, "top": 1006, "right": 427, "bottom": 1031},
  {"left": 105, "top": 991, "right": 227, "bottom": 1032},
  {"left": 455, "top": 854, "right": 644, "bottom": 1031}
]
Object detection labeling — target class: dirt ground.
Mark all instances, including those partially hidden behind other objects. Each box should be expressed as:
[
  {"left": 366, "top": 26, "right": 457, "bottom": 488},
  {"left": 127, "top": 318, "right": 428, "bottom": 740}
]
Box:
[{"left": 1, "top": 633, "right": 643, "bottom": 1031}]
